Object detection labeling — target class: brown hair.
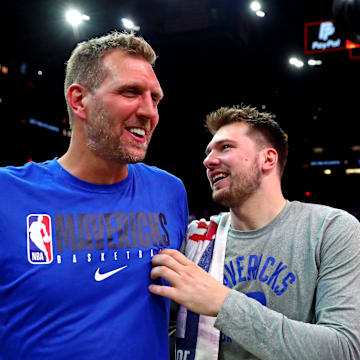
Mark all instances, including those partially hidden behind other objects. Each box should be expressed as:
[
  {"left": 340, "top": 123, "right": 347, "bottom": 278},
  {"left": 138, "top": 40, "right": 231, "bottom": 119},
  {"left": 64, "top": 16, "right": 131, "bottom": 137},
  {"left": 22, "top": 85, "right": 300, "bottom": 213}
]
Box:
[{"left": 206, "top": 105, "right": 288, "bottom": 176}]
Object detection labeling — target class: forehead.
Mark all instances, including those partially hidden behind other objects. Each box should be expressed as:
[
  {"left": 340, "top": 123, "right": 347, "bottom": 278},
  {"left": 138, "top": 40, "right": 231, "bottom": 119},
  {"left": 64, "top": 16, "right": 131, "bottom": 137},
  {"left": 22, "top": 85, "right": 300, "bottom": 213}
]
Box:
[
  {"left": 101, "top": 50, "right": 163, "bottom": 94},
  {"left": 206, "top": 122, "right": 252, "bottom": 152}
]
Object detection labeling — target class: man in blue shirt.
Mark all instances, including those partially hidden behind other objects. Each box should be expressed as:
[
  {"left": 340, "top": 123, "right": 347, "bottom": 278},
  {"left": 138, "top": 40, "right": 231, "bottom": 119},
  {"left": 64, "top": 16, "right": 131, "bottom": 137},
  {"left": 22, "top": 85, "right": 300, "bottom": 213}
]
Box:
[{"left": 0, "top": 31, "right": 188, "bottom": 360}]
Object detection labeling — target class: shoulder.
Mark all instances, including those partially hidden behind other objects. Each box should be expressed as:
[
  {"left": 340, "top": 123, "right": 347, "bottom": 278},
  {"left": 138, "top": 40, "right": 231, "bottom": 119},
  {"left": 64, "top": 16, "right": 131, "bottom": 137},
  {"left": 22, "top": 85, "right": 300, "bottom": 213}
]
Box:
[
  {"left": 131, "top": 163, "right": 186, "bottom": 189},
  {"left": 289, "top": 200, "right": 360, "bottom": 234},
  {"left": 0, "top": 160, "right": 54, "bottom": 185},
  {"left": 290, "top": 200, "right": 358, "bottom": 222}
]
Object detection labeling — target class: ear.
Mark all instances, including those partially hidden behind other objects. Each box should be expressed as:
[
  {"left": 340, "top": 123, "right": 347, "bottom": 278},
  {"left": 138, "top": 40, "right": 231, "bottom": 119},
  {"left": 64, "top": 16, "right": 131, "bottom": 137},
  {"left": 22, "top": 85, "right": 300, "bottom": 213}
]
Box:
[
  {"left": 66, "top": 84, "right": 89, "bottom": 121},
  {"left": 261, "top": 148, "right": 278, "bottom": 172}
]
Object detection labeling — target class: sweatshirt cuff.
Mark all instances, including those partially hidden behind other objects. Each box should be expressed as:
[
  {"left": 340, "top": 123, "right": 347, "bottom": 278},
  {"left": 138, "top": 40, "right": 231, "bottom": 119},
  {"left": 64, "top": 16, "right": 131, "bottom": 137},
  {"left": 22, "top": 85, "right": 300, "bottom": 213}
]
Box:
[{"left": 215, "top": 289, "right": 243, "bottom": 330}]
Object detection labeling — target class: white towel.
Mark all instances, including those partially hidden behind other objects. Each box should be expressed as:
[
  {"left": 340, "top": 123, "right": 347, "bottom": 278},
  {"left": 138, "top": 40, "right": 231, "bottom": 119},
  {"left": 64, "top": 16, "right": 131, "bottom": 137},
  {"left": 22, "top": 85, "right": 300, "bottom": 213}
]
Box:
[{"left": 176, "top": 212, "right": 231, "bottom": 360}]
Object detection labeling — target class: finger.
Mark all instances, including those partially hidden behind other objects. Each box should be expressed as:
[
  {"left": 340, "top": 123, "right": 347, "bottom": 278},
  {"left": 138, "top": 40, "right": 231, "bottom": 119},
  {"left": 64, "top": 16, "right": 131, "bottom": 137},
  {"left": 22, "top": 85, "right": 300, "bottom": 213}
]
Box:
[
  {"left": 158, "top": 248, "right": 191, "bottom": 266},
  {"left": 148, "top": 283, "right": 178, "bottom": 302},
  {"left": 151, "top": 253, "right": 185, "bottom": 273},
  {"left": 150, "top": 264, "right": 181, "bottom": 286}
]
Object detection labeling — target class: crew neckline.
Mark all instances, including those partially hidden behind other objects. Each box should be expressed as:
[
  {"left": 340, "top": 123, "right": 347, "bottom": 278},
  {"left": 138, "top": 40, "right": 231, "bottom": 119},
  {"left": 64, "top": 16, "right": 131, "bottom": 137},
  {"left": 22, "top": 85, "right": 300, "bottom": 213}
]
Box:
[
  {"left": 48, "top": 158, "right": 134, "bottom": 193},
  {"left": 228, "top": 200, "right": 291, "bottom": 238}
]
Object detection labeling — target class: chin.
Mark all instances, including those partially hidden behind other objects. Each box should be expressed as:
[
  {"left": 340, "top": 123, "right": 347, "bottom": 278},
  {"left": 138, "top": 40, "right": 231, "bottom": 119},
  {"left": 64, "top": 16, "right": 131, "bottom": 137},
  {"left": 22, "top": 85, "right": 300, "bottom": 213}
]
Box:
[
  {"left": 125, "top": 150, "right": 147, "bottom": 164},
  {"left": 100, "top": 149, "right": 146, "bottom": 164},
  {"left": 213, "top": 189, "right": 230, "bottom": 207}
]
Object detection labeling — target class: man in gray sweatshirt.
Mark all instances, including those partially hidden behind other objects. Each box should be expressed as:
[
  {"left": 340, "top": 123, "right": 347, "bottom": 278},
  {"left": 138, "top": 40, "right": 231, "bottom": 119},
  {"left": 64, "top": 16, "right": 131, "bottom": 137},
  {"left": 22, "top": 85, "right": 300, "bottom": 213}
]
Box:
[{"left": 149, "top": 105, "right": 360, "bottom": 360}]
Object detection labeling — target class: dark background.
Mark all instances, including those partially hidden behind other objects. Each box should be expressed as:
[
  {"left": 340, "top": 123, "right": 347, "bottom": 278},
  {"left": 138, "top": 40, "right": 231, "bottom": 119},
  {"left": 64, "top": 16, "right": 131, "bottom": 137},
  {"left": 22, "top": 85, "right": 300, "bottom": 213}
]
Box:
[{"left": 1, "top": 0, "right": 359, "bottom": 218}]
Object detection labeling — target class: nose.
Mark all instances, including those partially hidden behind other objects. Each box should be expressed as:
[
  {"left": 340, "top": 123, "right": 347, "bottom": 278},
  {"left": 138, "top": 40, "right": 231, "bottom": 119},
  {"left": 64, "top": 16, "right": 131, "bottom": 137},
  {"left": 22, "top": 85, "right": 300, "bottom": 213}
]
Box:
[
  {"left": 203, "top": 150, "right": 220, "bottom": 169},
  {"left": 137, "top": 93, "right": 158, "bottom": 125}
]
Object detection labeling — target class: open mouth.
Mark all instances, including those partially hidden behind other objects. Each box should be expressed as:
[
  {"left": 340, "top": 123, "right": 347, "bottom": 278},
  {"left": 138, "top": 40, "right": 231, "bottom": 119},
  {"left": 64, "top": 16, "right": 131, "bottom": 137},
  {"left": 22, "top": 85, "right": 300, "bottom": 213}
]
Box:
[
  {"left": 212, "top": 172, "right": 229, "bottom": 185},
  {"left": 126, "top": 127, "right": 146, "bottom": 140}
]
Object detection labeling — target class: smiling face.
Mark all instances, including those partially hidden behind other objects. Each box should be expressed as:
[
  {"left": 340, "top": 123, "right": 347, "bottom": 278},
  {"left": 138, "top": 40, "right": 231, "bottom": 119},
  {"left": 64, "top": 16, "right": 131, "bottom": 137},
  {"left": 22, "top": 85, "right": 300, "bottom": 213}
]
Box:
[
  {"left": 203, "top": 122, "right": 263, "bottom": 208},
  {"left": 85, "top": 50, "right": 163, "bottom": 164}
]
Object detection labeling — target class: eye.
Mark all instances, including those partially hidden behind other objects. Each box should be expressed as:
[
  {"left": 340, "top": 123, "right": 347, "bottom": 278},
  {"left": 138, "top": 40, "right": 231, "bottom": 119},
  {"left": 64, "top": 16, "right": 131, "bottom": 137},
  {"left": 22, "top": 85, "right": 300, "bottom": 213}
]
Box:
[
  {"left": 122, "top": 88, "right": 140, "bottom": 97},
  {"left": 222, "top": 144, "right": 231, "bottom": 150},
  {"left": 152, "top": 94, "right": 162, "bottom": 105}
]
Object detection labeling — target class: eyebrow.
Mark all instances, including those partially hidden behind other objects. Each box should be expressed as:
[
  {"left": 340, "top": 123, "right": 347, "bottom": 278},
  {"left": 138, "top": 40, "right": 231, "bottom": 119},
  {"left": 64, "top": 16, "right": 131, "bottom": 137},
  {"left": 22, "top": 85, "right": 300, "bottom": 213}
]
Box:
[
  {"left": 117, "top": 81, "right": 164, "bottom": 100},
  {"left": 205, "top": 139, "right": 235, "bottom": 155}
]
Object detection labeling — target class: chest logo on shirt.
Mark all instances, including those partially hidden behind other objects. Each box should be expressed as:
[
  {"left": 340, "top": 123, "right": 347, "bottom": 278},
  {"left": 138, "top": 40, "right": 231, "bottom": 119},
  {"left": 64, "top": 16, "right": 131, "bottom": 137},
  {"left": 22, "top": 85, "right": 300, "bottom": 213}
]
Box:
[
  {"left": 27, "top": 214, "right": 53, "bottom": 264},
  {"left": 25, "top": 211, "right": 173, "bottom": 269}
]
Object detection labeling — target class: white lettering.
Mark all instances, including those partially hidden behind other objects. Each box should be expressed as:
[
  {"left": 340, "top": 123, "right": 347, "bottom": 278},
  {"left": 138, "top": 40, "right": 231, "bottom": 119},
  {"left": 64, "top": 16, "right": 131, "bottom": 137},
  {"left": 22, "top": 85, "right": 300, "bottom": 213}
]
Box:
[
  {"left": 150, "top": 249, "right": 154, "bottom": 257},
  {"left": 72, "top": 254, "right": 77, "bottom": 263},
  {"left": 114, "top": 252, "right": 118, "bottom": 260},
  {"left": 32, "top": 252, "right": 44, "bottom": 261},
  {"left": 57, "top": 255, "right": 62, "bottom": 264},
  {"left": 329, "top": 39, "right": 341, "bottom": 47},
  {"left": 138, "top": 250, "right": 143, "bottom": 259},
  {"left": 87, "top": 253, "right": 92, "bottom": 262},
  {"left": 126, "top": 251, "right": 130, "bottom": 260},
  {"left": 101, "top": 253, "right": 105, "bottom": 261},
  {"left": 312, "top": 39, "right": 341, "bottom": 50},
  {"left": 176, "top": 350, "right": 191, "bottom": 360}
]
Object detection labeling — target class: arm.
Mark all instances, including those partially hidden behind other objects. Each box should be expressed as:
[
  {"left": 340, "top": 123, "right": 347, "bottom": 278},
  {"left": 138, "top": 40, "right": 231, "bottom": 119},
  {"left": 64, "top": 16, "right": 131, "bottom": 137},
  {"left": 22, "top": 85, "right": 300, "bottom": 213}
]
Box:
[
  {"left": 149, "top": 215, "right": 360, "bottom": 360},
  {"left": 216, "top": 214, "right": 360, "bottom": 359}
]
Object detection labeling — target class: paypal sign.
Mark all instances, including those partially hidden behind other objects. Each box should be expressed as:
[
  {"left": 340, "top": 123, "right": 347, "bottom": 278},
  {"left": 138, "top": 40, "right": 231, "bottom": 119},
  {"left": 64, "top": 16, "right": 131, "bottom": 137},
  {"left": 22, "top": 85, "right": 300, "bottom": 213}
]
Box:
[{"left": 304, "top": 19, "right": 346, "bottom": 54}]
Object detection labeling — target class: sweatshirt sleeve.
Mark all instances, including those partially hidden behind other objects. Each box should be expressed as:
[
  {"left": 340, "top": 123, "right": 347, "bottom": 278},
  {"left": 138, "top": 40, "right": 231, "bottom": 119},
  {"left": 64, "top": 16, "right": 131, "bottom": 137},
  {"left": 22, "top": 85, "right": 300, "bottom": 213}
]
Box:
[{"left": 214, "top": 213, "right": 360, "bottom": 360}]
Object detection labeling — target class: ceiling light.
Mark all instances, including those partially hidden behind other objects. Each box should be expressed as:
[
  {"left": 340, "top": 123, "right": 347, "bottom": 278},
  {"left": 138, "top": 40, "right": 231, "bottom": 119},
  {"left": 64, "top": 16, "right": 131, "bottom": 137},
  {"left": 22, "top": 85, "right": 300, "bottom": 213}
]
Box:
[
  {"left": 308, "top": 59, "right": 322, "bottom": 66},
  {"left": 66, "top": 10, "right": 84, "bottom": 26},
  {"left": 250, "top": 1, "right": 262, "bottom": 12},
  {"left": 289, "top": 57, "right": 304, "bottom": 68},
  {"left": 256, "top": 10, "right": 265, "bottom": 17},
  {"left": 121, "top": 18, "right": 140, "bottom": 31}
]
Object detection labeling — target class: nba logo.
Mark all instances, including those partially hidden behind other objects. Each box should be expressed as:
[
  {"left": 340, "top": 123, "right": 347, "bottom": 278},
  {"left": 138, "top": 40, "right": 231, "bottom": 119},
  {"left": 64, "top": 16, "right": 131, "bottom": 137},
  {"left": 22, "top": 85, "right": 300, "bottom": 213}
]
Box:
[{"left": 27, "top": 214, "right": 53, "bottom": 264}]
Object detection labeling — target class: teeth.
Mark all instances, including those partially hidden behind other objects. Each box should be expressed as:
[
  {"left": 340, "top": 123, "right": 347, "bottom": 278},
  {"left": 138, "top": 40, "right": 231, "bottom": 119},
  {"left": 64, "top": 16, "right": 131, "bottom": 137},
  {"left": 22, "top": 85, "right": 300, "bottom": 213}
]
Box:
[
  {"left": 212, "top": 173, "right": 227, "bottom": 183},
  {"left": 129, "top": 128, "right": 145, "bottom": 137}
]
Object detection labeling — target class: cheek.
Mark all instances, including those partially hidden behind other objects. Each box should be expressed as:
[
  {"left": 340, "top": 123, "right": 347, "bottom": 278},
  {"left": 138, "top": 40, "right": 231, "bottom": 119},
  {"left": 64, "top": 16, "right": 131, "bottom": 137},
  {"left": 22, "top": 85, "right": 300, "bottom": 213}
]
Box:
[
  {"left": 242, "top": 155, "right": 252, "bottom": 163},
  {"left": 151, "top": 113, "right": 159, "bottom": 129},
  {"left": 106, "top": 99, "right": 134, "bottom": 116}
]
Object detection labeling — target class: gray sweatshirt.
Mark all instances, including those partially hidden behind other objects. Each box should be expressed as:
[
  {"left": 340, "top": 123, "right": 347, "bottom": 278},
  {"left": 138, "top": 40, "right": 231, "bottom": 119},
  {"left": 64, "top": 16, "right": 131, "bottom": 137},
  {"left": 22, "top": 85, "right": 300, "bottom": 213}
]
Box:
[{"left": 215, "top": 201, "right": 360, "bottom": 360}]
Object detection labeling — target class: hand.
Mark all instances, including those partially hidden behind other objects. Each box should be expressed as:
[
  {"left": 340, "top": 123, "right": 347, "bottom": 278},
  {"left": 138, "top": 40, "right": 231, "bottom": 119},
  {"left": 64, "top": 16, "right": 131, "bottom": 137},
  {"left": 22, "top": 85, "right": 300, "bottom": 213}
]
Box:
[{"left": 149, "top": 248, "right": 231, "bottom": 317}]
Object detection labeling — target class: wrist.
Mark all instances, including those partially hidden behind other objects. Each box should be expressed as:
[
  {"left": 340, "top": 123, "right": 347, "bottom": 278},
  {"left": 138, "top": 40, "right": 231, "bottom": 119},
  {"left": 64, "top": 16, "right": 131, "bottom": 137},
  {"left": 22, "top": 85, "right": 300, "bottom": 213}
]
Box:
[{"left": 210, "top": 286, "right": 231, "bottom": 317}]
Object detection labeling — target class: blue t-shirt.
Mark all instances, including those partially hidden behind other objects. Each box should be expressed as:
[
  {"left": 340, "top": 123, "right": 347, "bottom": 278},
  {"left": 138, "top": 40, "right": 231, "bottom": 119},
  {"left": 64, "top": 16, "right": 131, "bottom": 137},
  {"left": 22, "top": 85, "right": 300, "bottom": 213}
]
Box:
[{"left": 0, "top": 159, "right": 188, "bottom": 360}]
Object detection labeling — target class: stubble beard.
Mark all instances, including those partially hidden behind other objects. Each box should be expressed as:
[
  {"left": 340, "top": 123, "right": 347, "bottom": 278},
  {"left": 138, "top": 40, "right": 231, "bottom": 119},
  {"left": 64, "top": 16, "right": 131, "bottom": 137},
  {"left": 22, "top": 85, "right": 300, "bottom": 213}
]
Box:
[
  {"left": 86, "top": 99, "right": 151, "bottom": 164},
  {"left": 212, "top": 158, "right": 262, "bottom": 208}
]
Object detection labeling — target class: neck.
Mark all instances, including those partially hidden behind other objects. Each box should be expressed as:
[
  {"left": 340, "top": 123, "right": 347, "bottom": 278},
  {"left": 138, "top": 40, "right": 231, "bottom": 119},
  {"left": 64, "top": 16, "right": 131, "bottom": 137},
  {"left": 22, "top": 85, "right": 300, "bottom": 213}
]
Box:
[
  {"left": 58, "top": 135, "right": 128, "bottom": 185},
  {"left": 230, "top": 182, "right": 286, "bottom": 231}
]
